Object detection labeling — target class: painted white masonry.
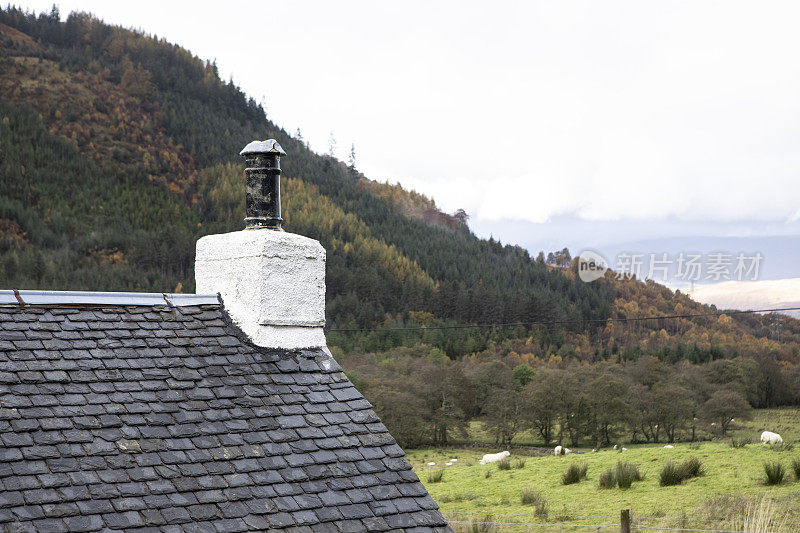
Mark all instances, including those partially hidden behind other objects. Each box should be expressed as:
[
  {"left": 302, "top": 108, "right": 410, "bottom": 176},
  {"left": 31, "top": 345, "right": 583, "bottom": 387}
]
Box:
[{"left": 195, "top": 229, "right": 327, "bottom": 349}]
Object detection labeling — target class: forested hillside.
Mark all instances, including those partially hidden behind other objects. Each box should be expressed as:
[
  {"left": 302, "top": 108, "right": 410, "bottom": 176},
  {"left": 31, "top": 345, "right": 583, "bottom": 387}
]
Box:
[
  {"left": 1, "top": 7, "right": 798, "bottom": 446},
  {"left": 0, "top": 6, "right": 612, "bottom": 334}
]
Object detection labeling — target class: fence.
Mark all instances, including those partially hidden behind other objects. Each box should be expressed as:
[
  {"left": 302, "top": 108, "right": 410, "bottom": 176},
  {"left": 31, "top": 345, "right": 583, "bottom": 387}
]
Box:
[{"left": 444, "top": 509, "right": 799, "bottom": 532}]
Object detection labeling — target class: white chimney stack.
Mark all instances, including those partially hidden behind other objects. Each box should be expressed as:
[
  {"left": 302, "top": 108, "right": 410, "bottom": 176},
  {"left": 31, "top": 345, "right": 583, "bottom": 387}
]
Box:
[{"left": 194, "top": 140, "right": 327, "bottom": 349}]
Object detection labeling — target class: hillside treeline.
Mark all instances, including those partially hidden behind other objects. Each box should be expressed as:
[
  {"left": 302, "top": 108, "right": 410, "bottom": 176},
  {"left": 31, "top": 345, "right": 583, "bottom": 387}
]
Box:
[{"left": 339, "top": 345, "right": 799, "bottom": 448}]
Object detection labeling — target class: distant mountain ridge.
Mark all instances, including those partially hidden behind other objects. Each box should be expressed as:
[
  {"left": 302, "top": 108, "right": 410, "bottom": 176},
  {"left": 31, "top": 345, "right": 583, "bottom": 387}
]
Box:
[{"left": 691, "top": 278, "right": 800, "bottom": 319}]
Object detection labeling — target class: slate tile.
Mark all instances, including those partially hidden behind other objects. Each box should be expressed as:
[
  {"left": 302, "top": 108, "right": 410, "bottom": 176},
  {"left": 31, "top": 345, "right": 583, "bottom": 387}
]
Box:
[
  {"left": 162, "top": 506, "right": 192, "bottom": 524},
  {"left": 31, "top": 518, "right": 67, "bottom": 532},
  {"left": 62, "top": 514, "right": 104, "bottom": 532},
  {"left": 370, "top": 497, "right": 401, "bottom": 518},
  {"left": 0, "top": 491, "right": 25, "bottom": 507},
  {"left": 102, "top": 510, "right": 145, "bottom": 529},
  {"left": 141, "top": 509, "right": 167, "bottom": 526},
  {"left": 2, "top": 475, "right": 39, "bottom": 491}
]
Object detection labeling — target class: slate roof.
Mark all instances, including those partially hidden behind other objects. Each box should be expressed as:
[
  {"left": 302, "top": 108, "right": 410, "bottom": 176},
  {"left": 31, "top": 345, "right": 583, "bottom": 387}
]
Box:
[{"left": 0, "top": 296, "right": 451, "bottom": 532}]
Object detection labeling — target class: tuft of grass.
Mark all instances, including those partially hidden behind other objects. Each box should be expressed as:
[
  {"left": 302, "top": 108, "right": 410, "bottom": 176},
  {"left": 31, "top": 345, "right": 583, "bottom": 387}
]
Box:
[
  {"left": 763, "top": 461, "right": 785, "bottom": 485},
  {"left": 520, "top": 487, "right": 547, "bottom": 517},
  {"left": 660, "top": 457, "right": 704, "bottom": 486},
  {"left": 427, "top": 469, "right": 445, "bottom": 483},
  {"left": 561, "top": 463, "right": 588, "bottom": 485},
  {"left": 440, "top": 492, "right": 479, "bottom": 503},
  {"left": 730, "top": 437, "right": 751, "bottom": 448},
  {"left": 484, "top": 469, "right": 492, "bottom": 479},
  {"left": 453, "top": 514, "right": 497, "bottom": 533},
  {"left": 700, "top": 494, "right": 791, "bottom": 532},
  {"left": 743, "top": 495, "right": 790, "bottom": 533},
  {"left": 512, "top": 458, "right": 526, "bottom": 469},
  {"left": 767, "top": 442, "right": 794, "bottom": 452},
  {"left": 679, "top": 457, "right": 704, "bottom": 480},
  {"left": 615, "top": 461, "right": 644, "bottom": 489},
  {"left": 659, "top": 461, "right": 683, "bottom": 486},
  {"left": 496, "top": 458, "right": 512, "bottom": 471},
  {"left": 792, "top": 458, "right": 800, "bottom": 481},
  {"left": 598, "top": 466, "right": 616, "bottom": 489}
]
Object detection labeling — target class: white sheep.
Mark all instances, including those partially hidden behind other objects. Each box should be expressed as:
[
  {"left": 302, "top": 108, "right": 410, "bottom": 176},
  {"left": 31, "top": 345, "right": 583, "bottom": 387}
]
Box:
[
  {"left": 760, "top": 431, "right": 783, "bottom": 445},
  {"left": 450, "top": 459, "right": 458, "bottom": 462},
  {"left": 478, "top": 451, "right": 511, "bottom": 465},
  {"left": 613, "top": 444, "right": 618, "bottom": 450},
  {"left": 564, "top": 448, "right": 572, "bottom": 454},
  {"left": 427, "top": 462, "right": 436, "bottom": 466},
  {"left": 663, "top": 445, "right": 674, "bottom": 449},
  {"left": 621, "top": 447, "right": 628, "bottom": 451},
  {"left": 554, "top": 445, "right": 563, "bottom": 456}
]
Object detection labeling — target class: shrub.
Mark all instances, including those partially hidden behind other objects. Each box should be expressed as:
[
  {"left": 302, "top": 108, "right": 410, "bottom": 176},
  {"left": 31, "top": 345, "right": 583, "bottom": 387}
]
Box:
[
  {"left": 730, "top": 437, "right": 751, "bottom": 448},
  {"left": 615, "top": 462, "right": 644, "bottom": 489},
  {"left": 512, "top": 458, "right": 526, "bottom": 469},
  {"left": 562, "top": 463, "right": 588, "bottom": 485},
  {"left": 427, "top": 469, "right": 445, "bottom": 483},
  {"left": 598, "top": 467, "right": 616, "bottom": 489},
  {"left": 792, "top": 459, "right": 800, "bottom": 482},
  {"left": 497, "top": 458, "right": 512, "bottom": 471},
  {"left": 520, "top": 487, "right": 547, "bottom": 517},
  {"left": 763, "top": 462, "right": 785, "bottom": 485}
]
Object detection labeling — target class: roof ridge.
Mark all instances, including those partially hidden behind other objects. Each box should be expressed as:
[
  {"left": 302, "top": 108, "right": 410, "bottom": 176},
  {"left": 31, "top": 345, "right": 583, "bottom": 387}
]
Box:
[{"left": 0, "top": 290, "right": 220, "bottom": 308}]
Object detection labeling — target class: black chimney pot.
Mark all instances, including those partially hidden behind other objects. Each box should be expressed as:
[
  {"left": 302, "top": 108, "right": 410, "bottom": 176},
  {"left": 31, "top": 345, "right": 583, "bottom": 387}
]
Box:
[{"left": 240, "top": 140, "right": 287, "bottom": 230}]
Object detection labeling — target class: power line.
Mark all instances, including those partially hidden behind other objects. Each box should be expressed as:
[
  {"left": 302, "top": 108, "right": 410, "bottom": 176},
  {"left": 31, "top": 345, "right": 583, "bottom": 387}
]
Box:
[{"left": 326, "top": 306, "right": 800, "bottom": 333}]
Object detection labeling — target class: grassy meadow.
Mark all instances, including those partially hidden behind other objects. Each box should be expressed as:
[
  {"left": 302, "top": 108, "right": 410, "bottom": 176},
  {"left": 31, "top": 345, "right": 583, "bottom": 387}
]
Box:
[{"left": 409, "top": 409, "right": 800, "bottom": 531}]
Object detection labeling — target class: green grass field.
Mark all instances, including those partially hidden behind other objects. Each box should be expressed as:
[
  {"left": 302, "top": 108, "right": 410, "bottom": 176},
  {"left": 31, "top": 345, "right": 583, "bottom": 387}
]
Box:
[{"left": 409, "top": 409, "right": 800, "bottom": 531}]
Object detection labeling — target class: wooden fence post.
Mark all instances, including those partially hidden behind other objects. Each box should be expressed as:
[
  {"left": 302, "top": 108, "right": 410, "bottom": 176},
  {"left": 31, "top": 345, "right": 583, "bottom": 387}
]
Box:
[{"left": 620, "top": 509, "right": 631, "bottom": 533}]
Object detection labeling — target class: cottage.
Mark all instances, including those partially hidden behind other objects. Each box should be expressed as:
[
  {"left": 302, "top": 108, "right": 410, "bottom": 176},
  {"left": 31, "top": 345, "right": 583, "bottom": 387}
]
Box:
[{"left": 0, "top": 141, "right": 451, "bottom": 532}]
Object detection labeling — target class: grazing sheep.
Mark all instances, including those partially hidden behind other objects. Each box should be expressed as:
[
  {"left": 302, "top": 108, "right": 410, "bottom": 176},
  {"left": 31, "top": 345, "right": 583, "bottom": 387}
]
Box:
[
  {"left": 621, "top": 447, "right": 628, "bottom": 451},
  {"left": 564, "top": 448, "right": 572, "bottom": 454},
  {"left": 554, "top": 445, "right": 563, "bottom": 456},
  {"left": 450, "top": 459, "right": 458, "bottom": 462},
  {"left": 613, "top": 444, "right": 618, "bottom": 450},
  {"left": 478, "top": 451, "right": 511, "bottom": 465},
  {"left": 663, "top": 445, "right": 674, "bottom": 449},
  {"left": 760, "top": 431, "right": 783, "bottom": 445},
  {"left": 591, "top": 449, "right": 597, "bottom": 453},
  {"left": 427, "top": 462, "right": 436, "bottom": 466}
]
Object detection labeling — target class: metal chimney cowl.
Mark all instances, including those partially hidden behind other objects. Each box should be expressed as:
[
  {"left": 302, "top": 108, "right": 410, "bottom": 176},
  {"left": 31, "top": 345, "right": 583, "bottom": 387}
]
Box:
[
  {"left": 240, "top": 139, "right": 286, "bottom": 230},
  {"left": 194, "top": 140, "right": 327, "bottom": 350}
]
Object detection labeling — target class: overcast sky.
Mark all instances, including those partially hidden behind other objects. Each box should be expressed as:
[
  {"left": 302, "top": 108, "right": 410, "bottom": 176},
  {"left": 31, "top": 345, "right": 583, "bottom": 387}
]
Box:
[{"left": 17, "top": 0, "right": 800, "bottom": 247}]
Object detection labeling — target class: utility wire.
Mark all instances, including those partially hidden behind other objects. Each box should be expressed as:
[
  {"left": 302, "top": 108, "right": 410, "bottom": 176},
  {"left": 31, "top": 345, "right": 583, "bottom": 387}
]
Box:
[{"left": 326, "top": 306, "right": 800, "bottom": 333}]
